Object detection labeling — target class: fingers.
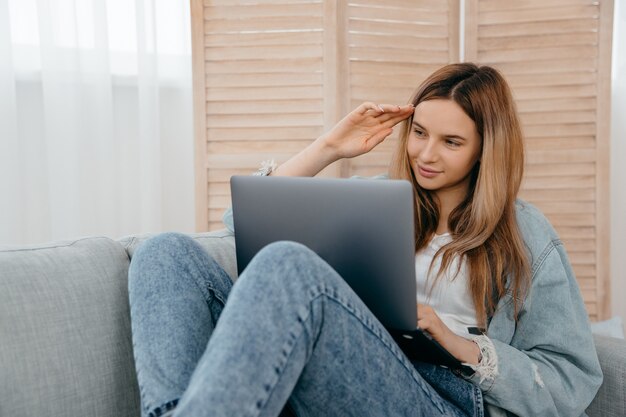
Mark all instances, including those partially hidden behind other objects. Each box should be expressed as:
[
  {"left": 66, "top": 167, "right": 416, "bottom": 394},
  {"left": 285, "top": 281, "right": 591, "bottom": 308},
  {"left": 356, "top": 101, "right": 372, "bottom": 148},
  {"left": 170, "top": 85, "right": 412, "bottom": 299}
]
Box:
[
  {"left": 357, "top": 102, "right": 414, "bottom": 116},
  {"left": 366, "top": 127, "right": 394, "bottom": 150},
  {"left": 357, "top": 102, "right": 384, "bottom": 115}
]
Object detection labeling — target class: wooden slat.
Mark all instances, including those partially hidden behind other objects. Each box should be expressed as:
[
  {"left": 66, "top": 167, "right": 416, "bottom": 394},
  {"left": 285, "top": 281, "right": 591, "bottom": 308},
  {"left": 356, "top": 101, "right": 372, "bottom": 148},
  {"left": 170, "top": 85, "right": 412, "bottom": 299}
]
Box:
[
  {"left": 205, "top": 44, "right": 323, "bottom": 61},
  {"left": 207, "top": 126, "right": 322, "bottom": 141},
  {"left": 525, "top": 136, "right": 596, "bottom": 150},
  {"left": 206, "top": 73, "right": 322, "bottom": 88},
  {"left": 479, "top": 0, "right": 597, "bottom": 12},
  {"left": 479, "top": 32, "right": 598, "bottom": 50},
  {"left": 524, "top": 162, "right": 595, "bottom": 177},
  {"left": 479, "top": 45, "right": 597, "bottom": 63},
  {"left": 518, "top": 188, "right": 595, "bottom": 201},
  {"left": 206, "top": 85, "right": 323, "bottom": 101},
  {"left": 350, "top": 47, "right": 448, "bottom": 64},
  {"left": 206, "top": 153, "right": 297, "bottom": 169},
  {"left": 349, "top": 19, "right": 448, "bottom": 37},
  {"left": 205, "top": 3, "right": 322, "bottom": 20},
  {"left": 349, "top": 33, "right": 448, "bottom": 51},
  {"left": 523, "top": 123, "right": 596, "bottom": 137},
  {"left": 478, "top": 18, "right": 598, "bottom": 38},
  {"left": 207, "top": 113, "right": 323, "bottom": 128},
  {"left": 206, "top": 0, "right": 321, "bottom": 5},
  {"left": 507, "top": 72, "right": 597, "bottom": 88},
  {"left": 351, "top": 73, "right": 432, "bottom": 89},
  {"left": 526, "top": 149, "right": 596, "bottom": 164},
  {"left": 522, "top": 175, "right": 595, "bottom": 189},
  {"left": 206, "top": 58, "right": 323, "bottom": 74},
  {"left": 517, "top": 97, "right": 597, "bottom": 113},
  {"left": 520, "top": 110, "right": 595, "bottom": 125},
  {"left": 207, "top": 168, "right": 261, "bottom": 182},
  {"left": 205, "top": 16, "right": 322, "bottom": 33},
  {"left": 207, "top": 140, "right": 311, "bottom": 154},
  {"left": 206, "top": 99, "right": 322, "bottom": 114},
  {"left": 561, "top": 238, "right": 596, "bottom": 252},
  {"left": 348, "top": 4, "right": 448, "bottom": 25},
  {"left": 492, "top": 60, "right": 599, "bottom": 77},
  {"left": 351, "top": 0, "right": 448, "bottom": 12},
  {"left": 205, "top": 31, "right": 322, "bottom": 47},
  {"left": 479, "top": 5, "right": 598, "bottom": 25},
  {"left": 532, "top": 201, "right": 595, "bottom": 214},
  {"left": 550, "top": 215, "right": 596, "bottom": 227}
]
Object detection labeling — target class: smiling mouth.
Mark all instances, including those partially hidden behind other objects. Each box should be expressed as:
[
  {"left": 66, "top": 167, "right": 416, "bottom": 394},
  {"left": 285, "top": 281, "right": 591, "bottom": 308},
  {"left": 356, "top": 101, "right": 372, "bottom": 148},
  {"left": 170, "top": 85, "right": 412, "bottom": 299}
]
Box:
[{"left": 417, "top": 165, "right": 441, "bottom": 178}]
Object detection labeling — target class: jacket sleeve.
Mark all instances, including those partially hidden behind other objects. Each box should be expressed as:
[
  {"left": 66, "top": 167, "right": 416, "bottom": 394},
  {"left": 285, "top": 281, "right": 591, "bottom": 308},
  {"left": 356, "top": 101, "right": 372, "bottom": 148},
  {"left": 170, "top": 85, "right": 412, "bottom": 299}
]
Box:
[
  {"left": 222, "top": 207, "right": 235, "bottom": 234},
  {"left": 467, "top": 241, "right": 603, "bottom": 416}
]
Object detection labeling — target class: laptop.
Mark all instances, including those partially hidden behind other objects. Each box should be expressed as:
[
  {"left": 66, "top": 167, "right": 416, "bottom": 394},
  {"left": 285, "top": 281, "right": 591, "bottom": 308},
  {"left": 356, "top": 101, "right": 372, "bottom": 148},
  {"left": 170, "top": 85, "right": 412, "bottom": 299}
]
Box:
[{"left": 230, "top": 175, "right": 472, "bottom": 372}]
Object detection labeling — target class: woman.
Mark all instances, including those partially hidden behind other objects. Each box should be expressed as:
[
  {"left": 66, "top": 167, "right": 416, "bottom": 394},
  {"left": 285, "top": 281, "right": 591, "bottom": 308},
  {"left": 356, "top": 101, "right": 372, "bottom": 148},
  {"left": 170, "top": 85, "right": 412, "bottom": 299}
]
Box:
[{"left": 128, "top": 63, "right": 602, "bottom": 417}]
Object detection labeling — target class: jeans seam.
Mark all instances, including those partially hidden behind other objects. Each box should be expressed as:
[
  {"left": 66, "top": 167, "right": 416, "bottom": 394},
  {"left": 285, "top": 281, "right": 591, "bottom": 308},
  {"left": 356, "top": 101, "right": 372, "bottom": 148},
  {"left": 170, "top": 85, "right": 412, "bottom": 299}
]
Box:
[
  {"left": 183, "top": 236, "right": 229, "bottom": 307},
  {"left": 321, "top": 289, "right": 446, "bottom": 414},
  {"left": 147, "top": 398, "right": 180, "bottom": 417},
  {"left": 252, "top": 286, "right": 446, "bottom": 416}
]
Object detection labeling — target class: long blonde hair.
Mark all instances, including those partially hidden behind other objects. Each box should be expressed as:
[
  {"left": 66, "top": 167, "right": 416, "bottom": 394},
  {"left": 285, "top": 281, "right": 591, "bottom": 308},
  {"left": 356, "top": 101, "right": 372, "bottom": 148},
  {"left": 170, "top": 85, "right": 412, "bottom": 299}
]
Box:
[{"left": 390, "top": 63, "right": 530, "bottom": 326}]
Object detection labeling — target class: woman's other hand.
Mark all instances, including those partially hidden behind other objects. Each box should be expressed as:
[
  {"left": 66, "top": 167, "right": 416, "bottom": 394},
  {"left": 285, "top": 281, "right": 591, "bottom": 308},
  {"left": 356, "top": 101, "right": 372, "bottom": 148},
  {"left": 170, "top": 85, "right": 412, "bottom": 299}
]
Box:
[
  {"left": 319, "top": 102, "right": 414, "bottom": 160},
  {"left": 417, "top": 304, "right": 480, "bottom": 365}
]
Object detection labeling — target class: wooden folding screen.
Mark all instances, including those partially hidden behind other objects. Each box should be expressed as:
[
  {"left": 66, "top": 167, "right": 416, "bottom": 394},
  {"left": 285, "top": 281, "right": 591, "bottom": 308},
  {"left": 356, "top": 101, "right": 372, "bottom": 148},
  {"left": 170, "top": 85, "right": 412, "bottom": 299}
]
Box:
[
  {"left": 341, "top": 1, "right": 459, "bottom": 177},
  {"left": 191, "top": 0, "right": 613, "bottom": 320},
  {"left": 464, "top": 0, "right": 613, "bottom": 320},
  {"left": 192, "top": 0, "right": 459, "bottom": 230}
]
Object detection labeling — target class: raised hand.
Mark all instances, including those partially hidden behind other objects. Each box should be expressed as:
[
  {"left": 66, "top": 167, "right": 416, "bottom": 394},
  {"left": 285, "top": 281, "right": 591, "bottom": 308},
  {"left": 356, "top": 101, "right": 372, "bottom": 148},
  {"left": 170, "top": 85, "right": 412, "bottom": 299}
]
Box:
[
  {"left": 271, "top": 102, "right": 414, "bottom": 178},
  {"left": 319, "top": 102, "right": 415, "bottom": 160}
]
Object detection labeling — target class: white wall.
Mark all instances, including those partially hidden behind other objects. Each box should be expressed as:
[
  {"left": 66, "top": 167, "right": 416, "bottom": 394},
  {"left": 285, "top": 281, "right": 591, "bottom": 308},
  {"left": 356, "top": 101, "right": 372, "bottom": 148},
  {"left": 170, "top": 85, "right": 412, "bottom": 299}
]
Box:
[{"left": 611, "top": 0, "right": 626, "bottom": 332}]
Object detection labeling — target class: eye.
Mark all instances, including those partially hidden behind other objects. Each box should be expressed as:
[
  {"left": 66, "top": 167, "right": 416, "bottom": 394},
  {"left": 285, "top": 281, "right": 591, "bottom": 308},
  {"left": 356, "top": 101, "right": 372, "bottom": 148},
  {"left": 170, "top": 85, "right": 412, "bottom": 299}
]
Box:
[
  {"left": 413, "top": 128, "right": 426, "bottom": 138},
  {"left": 445, "top": 139, "right": 461, "bottom": 148}
]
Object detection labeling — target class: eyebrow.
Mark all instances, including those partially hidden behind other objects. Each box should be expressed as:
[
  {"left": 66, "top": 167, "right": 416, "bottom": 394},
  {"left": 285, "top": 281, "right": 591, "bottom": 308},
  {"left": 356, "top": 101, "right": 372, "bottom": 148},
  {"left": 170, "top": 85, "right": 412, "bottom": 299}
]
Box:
[{"left": 412, "top": 121, "right": 468, "bottom": 141}]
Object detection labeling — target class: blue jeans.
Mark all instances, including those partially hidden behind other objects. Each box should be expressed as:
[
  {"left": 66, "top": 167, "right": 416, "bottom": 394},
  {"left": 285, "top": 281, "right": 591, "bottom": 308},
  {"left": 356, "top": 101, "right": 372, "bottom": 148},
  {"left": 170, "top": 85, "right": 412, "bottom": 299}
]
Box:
[{"left": 128, "top": 233, "right": 484, "bottom": 417}]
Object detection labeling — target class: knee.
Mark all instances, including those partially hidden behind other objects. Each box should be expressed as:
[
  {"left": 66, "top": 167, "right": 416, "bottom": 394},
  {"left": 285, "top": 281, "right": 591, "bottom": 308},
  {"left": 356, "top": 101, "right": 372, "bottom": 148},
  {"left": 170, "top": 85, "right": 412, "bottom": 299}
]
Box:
[
  {"left": 254, "top": 241, "right": 318, "bottom": 268},
  {"left": 244, "top": 240, "right": 333, "bottom": 289},
  {"left": 128, "top": 232, "right": 205, "bottom": 289},
  {"left": 131, "top": 232, "right": 197, "bottom": 265}
]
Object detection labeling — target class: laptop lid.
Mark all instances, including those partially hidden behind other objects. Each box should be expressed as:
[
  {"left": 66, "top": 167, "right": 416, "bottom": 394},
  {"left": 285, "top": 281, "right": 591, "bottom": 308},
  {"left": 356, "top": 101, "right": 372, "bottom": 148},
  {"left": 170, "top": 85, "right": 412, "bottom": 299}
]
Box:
[{"left": 230, "top": 175, "right": 417, "bottom": 331}]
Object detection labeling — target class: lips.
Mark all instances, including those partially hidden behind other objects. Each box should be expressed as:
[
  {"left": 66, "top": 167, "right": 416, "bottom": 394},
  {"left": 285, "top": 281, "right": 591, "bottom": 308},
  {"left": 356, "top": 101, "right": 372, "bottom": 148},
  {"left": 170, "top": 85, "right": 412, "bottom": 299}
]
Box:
[{"left": 417, "top": 165, "right": 441, "bottom": 179}]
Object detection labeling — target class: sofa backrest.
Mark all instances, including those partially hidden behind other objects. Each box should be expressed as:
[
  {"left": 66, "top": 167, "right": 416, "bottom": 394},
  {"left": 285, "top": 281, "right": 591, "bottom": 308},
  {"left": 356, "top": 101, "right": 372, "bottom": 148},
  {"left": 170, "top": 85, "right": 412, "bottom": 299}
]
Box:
[
  {"left": 0, "top": 230, "right": 237, "bottom": 417},
  {"left": 0, "top": 237, "right": 140, "bottom": 417}
]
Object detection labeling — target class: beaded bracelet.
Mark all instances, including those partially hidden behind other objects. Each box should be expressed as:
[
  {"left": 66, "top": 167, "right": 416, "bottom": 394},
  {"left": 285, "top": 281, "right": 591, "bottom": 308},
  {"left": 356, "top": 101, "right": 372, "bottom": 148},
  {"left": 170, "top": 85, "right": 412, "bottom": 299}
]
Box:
[{"left": 252, "top": 159, "right": 278, "bottom": 176}]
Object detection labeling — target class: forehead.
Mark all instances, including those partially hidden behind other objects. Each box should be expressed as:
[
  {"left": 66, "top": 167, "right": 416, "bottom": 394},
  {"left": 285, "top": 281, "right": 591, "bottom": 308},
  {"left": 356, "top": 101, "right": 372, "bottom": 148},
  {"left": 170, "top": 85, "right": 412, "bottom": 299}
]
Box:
[{"left": 413, "top": 99, "right": 476, "bottom": 134}]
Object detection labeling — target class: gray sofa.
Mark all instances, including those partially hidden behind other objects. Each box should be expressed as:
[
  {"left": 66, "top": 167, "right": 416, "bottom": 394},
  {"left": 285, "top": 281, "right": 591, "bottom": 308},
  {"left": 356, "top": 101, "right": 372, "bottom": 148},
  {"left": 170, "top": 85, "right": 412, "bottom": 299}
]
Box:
[{"left": 1, "top": 230, "right": 624, "bottom": 417}]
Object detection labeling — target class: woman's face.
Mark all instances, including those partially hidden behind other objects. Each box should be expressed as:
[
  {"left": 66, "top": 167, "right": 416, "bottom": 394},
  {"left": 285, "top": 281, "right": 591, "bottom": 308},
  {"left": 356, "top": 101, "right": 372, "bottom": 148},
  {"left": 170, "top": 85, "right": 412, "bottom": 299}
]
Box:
[{"left": 407, "top": 98, "right": 482, "bottom": 199}]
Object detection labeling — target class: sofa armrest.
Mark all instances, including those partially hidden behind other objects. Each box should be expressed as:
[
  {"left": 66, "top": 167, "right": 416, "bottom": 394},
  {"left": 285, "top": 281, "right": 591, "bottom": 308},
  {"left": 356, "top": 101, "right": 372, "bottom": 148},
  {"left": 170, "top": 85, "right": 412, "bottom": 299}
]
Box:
[{"left": 586, "top": 334, "right": 626, "bottom": 417}]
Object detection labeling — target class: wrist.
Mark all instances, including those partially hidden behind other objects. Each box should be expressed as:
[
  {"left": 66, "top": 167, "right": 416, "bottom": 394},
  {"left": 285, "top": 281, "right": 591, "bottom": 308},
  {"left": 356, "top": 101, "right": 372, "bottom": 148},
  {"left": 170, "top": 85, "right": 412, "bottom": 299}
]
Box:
[
  {"left": 453, "top": 335, "right": 481, "bottom": 365},
  {"left": 311, "top": 134, "right": 341, "bottom": 166}
]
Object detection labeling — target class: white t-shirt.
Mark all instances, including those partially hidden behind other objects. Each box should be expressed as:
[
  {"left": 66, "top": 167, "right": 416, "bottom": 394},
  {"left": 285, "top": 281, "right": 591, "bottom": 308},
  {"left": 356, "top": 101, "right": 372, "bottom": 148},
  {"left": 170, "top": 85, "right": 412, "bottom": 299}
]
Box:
[{"left": 415, "top": 233, "right": 480, "bottom": 340}]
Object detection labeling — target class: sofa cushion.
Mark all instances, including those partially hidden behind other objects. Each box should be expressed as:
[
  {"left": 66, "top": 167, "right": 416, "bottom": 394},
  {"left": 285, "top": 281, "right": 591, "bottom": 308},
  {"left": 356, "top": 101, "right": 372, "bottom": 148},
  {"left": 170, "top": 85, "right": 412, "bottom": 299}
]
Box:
[
  {"left": 119, "top": 229, "right": 237, "bottom": 281},
  {"left": 587, "top": 334, "right": 626, "bottom": 417},
  {"left": 0, "top": 237, "right": 140, "bottom": 417}
]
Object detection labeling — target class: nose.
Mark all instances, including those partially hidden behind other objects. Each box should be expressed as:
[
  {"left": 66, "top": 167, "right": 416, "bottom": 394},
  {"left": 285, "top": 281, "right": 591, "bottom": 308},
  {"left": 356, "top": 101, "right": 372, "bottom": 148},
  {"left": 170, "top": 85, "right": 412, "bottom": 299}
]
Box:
[{"left": 419, "top": 138, "right": 438, "bottom": 163}]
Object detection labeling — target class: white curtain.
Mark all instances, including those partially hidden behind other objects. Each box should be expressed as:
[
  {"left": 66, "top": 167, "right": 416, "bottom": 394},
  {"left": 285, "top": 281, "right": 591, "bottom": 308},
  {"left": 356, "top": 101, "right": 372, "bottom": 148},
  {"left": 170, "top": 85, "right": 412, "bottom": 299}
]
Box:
[{"left": 0, "top": 0, "right": 194, "bottom": 245}]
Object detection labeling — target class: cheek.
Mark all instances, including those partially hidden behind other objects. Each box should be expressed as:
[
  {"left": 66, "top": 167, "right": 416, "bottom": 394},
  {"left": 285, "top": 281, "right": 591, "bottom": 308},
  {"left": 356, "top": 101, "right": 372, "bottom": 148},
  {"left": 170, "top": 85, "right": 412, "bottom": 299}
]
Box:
[{"left": 406, "top": 138, "right": 419, "bottom": 159}]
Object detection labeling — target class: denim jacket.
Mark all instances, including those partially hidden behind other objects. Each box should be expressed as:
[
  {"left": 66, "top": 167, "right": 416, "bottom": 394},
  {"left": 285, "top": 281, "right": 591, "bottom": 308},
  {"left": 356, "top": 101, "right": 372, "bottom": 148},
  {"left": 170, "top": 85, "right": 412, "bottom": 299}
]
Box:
[
  {"left": 471, "top": 199, "right": 602, "bottom": 417},
  {"left": 222, "top": 180, "right": 602, "bottom": 416}
]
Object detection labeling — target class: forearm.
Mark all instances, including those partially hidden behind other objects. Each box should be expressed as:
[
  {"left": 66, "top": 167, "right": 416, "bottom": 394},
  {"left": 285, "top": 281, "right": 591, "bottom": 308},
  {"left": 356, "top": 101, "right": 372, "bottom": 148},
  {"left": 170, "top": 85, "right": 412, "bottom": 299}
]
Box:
[{"left": 272, "top": 135, "right": 339, "bottom": 177}]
